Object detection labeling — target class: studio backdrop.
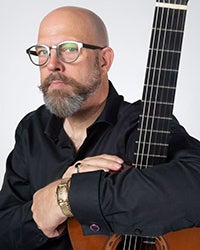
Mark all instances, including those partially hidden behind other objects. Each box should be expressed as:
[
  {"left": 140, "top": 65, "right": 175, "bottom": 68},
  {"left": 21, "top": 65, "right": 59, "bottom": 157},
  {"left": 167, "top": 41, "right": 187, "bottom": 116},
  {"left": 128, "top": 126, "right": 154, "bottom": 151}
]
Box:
[{"left": 0, "top": 0, "right": 199, "bottom": 186}]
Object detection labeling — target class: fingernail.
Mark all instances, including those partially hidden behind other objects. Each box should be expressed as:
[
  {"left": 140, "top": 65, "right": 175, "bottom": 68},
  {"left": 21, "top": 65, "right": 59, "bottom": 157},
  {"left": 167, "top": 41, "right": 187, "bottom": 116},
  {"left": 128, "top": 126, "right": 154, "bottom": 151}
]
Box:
[{"left": 117, "top": 158, "right": 124, "bottom": 164}]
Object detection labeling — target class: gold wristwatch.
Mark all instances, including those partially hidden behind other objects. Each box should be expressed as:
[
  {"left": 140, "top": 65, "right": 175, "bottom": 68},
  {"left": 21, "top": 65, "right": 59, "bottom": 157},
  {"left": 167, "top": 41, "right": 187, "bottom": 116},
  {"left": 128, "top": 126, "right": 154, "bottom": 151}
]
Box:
[{"left": 56, "top": 178, "right": 73, "bottom": 217}]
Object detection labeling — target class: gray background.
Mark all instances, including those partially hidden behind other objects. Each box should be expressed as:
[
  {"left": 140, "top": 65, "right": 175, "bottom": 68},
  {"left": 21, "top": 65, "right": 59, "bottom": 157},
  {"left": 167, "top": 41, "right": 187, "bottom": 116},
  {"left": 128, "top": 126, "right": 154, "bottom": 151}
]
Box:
[{"left": 0, "top": 0, "right": 199, "bottom": 186}]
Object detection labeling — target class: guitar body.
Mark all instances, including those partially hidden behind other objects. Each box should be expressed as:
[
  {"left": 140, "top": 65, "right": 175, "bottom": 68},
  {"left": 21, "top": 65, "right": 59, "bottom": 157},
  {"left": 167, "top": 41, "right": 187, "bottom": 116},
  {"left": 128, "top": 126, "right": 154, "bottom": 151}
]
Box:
[{"left": 68, "top": 218, "right": 200, "bottom": 250}]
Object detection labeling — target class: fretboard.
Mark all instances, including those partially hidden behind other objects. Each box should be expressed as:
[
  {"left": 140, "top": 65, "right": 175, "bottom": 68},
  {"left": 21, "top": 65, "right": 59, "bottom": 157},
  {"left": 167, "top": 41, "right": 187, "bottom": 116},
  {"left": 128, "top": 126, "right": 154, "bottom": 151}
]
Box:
[{"left": 133, "top": 0, "right": 189, "bottom": 169}]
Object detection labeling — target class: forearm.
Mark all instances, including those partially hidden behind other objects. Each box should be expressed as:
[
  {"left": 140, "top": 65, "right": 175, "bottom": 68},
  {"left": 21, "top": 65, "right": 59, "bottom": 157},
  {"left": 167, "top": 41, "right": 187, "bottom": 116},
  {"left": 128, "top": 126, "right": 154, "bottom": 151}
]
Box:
[{"left": 69, "top": 149, "right": 200, "bottom": 237}]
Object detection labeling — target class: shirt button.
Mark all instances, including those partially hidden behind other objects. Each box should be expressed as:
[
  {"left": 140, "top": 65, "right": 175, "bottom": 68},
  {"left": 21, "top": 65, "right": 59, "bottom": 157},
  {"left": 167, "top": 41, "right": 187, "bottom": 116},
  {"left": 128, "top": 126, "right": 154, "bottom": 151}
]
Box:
[
  {"left": 90, "top": 223, "right": 101, "bottom": 232},
  {"left": 134, "top": 228, "right": 142, "bottom": 235}
]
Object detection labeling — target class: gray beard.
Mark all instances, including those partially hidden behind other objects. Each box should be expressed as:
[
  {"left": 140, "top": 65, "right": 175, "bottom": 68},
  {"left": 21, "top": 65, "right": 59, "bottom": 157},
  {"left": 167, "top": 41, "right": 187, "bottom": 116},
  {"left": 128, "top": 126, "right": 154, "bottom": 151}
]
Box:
[{"left": 43, "top": 91, "right": 86, "bottom": 118}]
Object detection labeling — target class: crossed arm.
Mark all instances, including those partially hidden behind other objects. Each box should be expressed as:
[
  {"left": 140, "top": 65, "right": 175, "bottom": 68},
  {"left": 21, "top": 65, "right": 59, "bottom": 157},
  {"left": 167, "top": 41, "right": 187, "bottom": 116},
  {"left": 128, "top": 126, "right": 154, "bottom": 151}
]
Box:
[{"left": 31, "top": 154, "right": 124, "bottom": 237}]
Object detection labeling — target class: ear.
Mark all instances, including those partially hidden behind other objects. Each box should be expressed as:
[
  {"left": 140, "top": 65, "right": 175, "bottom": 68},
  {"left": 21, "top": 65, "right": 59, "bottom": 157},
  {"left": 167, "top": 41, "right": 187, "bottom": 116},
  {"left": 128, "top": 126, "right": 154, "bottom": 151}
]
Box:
[{"left": 99, "top": 47, "right": 114, "bottom": 73}]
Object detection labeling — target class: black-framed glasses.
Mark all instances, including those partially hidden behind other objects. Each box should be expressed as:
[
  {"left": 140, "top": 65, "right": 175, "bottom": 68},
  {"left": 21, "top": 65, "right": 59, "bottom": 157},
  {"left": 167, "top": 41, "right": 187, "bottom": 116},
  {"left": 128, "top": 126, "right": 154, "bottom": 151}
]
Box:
[{"left": 26, "top": 41, "right": 105, "bottom": 66}]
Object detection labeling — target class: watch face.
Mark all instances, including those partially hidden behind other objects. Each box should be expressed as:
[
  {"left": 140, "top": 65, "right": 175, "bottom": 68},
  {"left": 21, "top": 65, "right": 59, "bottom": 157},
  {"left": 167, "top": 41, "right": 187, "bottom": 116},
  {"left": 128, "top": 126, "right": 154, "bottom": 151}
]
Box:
[{"left": 57, "top": 184, "right": 68, "bottom": 202}]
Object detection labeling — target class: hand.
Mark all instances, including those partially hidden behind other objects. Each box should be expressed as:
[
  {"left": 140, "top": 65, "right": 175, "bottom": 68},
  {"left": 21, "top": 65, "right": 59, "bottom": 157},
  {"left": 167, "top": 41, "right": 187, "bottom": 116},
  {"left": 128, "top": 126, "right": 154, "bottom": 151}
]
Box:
[
  {"left": 63, "top": 154, "right": 124, "bottom": 179},
  {"left": 31, "top": 180, "right": 67, "bottom": 238}
]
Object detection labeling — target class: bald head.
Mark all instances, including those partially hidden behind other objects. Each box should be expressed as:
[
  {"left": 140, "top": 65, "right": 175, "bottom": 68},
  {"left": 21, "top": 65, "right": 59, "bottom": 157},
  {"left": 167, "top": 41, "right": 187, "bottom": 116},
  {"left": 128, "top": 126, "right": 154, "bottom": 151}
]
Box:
[{"left": 38, "top": 6, "right": 109, "bottom": 47}]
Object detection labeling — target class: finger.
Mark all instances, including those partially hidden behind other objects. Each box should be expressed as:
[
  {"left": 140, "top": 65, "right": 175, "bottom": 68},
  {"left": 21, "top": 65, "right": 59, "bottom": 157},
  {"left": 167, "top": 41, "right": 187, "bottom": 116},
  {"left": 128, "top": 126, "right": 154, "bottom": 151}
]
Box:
[
  {"left": 87, "top": 154, "right": 124, "bottom": 164},
  {"left": 80, "top": 155, "right": 123, "bottom": 171},
  {"left": 73, "top": 163, "right": 108, "bottom": 173}
]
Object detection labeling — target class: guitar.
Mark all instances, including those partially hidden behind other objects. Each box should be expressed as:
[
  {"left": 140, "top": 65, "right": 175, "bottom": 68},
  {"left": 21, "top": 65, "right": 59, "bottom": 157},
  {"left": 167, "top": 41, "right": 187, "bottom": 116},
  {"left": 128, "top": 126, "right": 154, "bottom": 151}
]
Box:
[{"left": 68, "top": 0, "right": 200, "bottom": 249}]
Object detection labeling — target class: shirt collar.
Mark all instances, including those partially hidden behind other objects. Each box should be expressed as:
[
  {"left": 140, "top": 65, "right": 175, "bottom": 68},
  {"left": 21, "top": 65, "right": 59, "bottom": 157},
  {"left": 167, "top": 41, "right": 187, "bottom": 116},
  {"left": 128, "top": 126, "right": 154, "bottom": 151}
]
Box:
[
  {"left": 91, "top": 81, "right": 124, "bottom": 126},
  {"left": 44, "top": 81, "right": 124, "bottom": 142}
]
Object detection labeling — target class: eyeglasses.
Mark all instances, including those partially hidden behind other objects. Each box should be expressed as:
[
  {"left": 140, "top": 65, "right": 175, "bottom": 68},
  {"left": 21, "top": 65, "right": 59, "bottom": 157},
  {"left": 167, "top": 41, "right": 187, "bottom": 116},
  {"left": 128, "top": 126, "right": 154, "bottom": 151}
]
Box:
[{"left": 26, "top": 41, "right": 105, "bottom": 66}]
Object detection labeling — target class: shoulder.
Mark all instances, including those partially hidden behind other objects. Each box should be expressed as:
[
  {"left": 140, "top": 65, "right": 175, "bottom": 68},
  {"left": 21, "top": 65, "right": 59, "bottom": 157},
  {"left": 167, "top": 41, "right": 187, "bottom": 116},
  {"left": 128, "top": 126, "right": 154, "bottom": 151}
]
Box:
[
  {"left": 118, "top": 99, "right": 142, "bottom": 121},
  {"left": 15, "top": 105, "right": 51, "bottom": 135}
]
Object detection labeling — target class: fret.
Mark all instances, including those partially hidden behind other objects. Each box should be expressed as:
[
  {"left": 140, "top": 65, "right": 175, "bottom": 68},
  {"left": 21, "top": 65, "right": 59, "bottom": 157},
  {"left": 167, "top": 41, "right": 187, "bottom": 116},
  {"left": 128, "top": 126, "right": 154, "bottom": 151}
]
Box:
[
  {"left": 153, "top": 27, "right": 184, "bottom": 33},
  {"left": 138, "top": 126, "right": 171, "bottom": 137},
  {"left": 142, "top": 100, "right": 174, "bottom": 106},
  {"left": 136, "top": 141, "right": 169, "bottom": 147},
  {"left": 139, "top": 115, "right": 172, "bottom": 121},
  {"left": 137, "top": 128, "right": 170, "bottom": 134},
  {"left": 146, "top": 67, "right": 178, "bottom": 72},
  {"left": 132, "top": 163, "right": 159, "bottom": 168},
  {"left": 150, "top": 48, "right": 181, "bottom": 54},
  {"left": 137, "top": 130, "right": 170, "bottom": 139},
  {"left": 143, "top": 84, "right": 176, "bottom": 90},
  {"left": 134, "top": 153, "right": 167, "bottom": 158}
]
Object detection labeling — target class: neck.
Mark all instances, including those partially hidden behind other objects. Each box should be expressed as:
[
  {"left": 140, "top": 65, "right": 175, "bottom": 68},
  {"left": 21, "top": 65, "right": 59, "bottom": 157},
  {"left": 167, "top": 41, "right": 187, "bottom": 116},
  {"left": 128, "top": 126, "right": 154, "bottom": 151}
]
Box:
[{"left": 63, "top": 98, "right": 106, "bottom": 150}]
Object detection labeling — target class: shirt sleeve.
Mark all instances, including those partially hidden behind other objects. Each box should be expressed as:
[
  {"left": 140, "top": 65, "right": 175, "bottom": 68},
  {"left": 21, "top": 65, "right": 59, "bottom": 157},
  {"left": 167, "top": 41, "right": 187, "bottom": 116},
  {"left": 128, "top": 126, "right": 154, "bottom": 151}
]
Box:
[
  {"left": 0, "top": 122, "right": 50, "bottom": 250},
  {"left": 69, "top": 121, "right": 200, "bottom": 237},
  {"left": 0, "top": 121, "right": 70, "bottom": 250}
]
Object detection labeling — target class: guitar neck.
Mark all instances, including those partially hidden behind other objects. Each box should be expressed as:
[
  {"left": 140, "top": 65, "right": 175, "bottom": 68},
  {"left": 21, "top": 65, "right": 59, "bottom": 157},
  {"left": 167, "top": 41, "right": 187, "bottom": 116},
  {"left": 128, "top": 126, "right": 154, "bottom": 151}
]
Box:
[{"left": 134, "top": 0, "right": 189, "bottom": 169}]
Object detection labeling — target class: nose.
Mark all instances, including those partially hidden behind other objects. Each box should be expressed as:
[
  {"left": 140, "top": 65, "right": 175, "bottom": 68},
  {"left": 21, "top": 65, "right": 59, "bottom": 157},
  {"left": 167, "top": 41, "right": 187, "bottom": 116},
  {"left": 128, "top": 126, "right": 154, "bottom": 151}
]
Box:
[{"left": 46, "top": 49, "right": 65, "bottom": 72}]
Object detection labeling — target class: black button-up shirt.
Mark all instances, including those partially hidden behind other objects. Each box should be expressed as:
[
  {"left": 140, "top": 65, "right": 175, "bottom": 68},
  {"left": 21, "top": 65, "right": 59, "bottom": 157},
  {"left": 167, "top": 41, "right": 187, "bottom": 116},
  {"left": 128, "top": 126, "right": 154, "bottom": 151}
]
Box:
[{"left": 0, "top": 82, "right": 200, "bottom": 250}]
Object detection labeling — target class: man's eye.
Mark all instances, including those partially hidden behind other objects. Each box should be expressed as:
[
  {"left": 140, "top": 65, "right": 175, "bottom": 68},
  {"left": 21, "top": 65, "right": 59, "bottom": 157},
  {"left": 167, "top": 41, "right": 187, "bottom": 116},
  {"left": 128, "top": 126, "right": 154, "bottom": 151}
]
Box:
[
  {"left": 37, "top": 49, "right": 48, "bottom": 56},
  {"left": 60, "top": 43, "right": 78, "bottom": 53},
  {"left": 67, "top": 47, "right": 76, "bottom": 52}
]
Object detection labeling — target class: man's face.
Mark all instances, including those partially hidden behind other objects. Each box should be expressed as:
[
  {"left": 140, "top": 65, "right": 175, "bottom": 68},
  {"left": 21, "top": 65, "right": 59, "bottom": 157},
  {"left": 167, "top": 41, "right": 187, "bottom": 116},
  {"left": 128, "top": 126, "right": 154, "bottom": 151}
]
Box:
[{"left": 37, "top": 14, "right": 103, "bottom": 118}]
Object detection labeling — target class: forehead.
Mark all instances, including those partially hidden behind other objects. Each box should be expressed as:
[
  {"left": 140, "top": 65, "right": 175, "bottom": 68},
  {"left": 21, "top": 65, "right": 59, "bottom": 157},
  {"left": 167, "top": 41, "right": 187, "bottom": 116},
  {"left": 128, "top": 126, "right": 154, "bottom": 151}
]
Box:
[{"left": 38, "top": 10, "right": 94, "bottom": 45}]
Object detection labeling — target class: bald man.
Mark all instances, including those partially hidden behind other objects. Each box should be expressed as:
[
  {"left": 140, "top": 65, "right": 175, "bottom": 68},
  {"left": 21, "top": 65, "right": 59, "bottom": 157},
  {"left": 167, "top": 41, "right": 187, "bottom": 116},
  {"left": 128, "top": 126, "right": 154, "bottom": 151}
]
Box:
[{"left": 1, "top": 6, "right": 200, "bottom": 250}]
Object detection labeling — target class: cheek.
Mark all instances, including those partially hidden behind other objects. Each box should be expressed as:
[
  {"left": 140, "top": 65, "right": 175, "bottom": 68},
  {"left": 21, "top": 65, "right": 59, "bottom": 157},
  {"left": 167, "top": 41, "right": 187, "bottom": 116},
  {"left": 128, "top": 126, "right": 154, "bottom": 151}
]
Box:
[
  {"left": 78, "top": 55, "right": 99, "bottom": 77},
  {"left": 39, "top": 68, "right": 49, "bottom": 83},
  {"left": 71, "top": 62, "right": 92, "bottom": 81}
]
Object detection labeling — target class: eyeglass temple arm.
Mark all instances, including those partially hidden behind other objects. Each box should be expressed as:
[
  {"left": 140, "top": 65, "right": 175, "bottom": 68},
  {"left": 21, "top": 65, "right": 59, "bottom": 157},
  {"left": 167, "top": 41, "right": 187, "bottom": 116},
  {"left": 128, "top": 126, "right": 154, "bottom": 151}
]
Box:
[
  {"left": 83, "top": 43, "right": 105, "bottom": 50},
  {"left": 26, "top": 49, "right": 37, "bottom": 56}
]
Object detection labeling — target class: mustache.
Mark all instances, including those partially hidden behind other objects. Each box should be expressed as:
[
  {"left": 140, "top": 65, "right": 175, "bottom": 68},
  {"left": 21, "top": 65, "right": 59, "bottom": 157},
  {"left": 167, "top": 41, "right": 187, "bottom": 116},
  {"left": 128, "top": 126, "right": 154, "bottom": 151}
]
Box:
[{"left": 39, "top": 73, "right": 76, "bottom": 94}]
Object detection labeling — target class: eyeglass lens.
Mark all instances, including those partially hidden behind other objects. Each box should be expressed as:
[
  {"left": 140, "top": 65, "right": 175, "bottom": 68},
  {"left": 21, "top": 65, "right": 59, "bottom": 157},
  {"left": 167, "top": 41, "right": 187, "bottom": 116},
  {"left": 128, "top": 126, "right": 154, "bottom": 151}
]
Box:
[
  {"left": 59, "top": 42, "right": 80, "bottom": 63},
  {"left": 28, "top": 42, "right": 80, "bottom": 66}
]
